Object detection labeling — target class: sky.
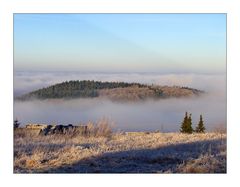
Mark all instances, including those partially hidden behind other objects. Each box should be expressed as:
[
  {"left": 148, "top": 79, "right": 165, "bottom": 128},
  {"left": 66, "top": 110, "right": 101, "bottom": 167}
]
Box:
[{"left": 14, "top": 14, "right": 226, "bottom": 73}]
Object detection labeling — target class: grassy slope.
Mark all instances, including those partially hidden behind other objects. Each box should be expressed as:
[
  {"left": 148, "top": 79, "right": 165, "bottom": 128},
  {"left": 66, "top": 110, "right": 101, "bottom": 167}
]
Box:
[
  {"left": 17, "top": 80, "right": 203, "bottom": 101},
  {"left": 14, "top": 131, "right": 226, "bottom": 173}
]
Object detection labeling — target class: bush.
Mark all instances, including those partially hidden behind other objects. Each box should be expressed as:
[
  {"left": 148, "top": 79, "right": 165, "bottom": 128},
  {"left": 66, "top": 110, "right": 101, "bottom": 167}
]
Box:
[
  {"left": 64, "top": 118, "right": 113, "bottom": 138},
  {"left": 86, "top": 118, "right": 113, "bottom": 137}
]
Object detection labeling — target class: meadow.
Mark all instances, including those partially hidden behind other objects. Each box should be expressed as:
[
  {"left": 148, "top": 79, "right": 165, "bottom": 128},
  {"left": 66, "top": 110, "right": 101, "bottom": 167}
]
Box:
[{"left": 14, "top": 120, "right": 226, "bottom": 173}]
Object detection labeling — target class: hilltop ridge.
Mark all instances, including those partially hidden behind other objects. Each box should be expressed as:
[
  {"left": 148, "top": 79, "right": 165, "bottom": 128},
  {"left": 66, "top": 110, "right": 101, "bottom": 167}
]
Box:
[{"left": 17, "top": 80, "right": 204, "bottom": 101}]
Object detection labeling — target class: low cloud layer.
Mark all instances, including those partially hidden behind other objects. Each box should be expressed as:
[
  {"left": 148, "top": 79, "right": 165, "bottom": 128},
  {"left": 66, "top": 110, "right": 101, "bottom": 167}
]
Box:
[
  {"left": 14, "top": 95, "right": 226, "bottom": 132},
  {"left": 13, "top": 71, "right": 226, "bottom": 132},
  {"left": 14, "top": 71, "right": 226, "bottom": 96}
]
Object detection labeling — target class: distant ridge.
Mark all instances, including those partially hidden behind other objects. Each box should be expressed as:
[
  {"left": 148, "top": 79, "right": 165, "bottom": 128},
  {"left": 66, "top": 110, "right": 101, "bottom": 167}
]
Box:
[{"left": 17, "top": 80, "right": 204, "bottom": 101}]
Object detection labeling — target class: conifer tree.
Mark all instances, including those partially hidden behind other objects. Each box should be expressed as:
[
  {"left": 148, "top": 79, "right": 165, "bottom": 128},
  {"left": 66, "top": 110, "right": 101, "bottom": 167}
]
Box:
[
  {"left": 14, "top": 119, "right": 20, "bottom": 129},
  {"left": 186, "top": 113, "right": 193, "bottom": 134},
  {"left": 180, "top": 112, "right": 193, "bottom": 134},
  {"left": 195, "top": 114, "right": 205, "bottom": 133},
  {"left": 180, "top": 112, "right": 189, "bottom": 133}
]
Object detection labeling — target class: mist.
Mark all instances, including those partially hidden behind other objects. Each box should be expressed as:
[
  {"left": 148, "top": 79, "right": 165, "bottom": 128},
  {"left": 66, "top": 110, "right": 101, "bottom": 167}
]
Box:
[
  {"left": 14, "top": 71, "right": 226, "bottom": 96},
  {"left": 13, "top": 72, "right": 226, "bottom": 132}
]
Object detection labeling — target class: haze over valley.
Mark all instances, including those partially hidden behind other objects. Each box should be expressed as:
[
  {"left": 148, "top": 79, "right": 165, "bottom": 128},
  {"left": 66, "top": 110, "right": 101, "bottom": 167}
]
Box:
[{"left": 14, "top": 71, "right": 226, "bottom": 132}]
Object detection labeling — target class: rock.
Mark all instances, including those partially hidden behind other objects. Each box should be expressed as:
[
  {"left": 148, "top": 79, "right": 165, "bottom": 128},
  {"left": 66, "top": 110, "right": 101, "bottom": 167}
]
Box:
[{"left": 28, "top": 124, "right": 88, "bottom": 135}]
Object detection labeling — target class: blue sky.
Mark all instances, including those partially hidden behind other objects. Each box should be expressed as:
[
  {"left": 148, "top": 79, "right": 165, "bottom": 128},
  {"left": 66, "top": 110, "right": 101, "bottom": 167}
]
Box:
[{"left": 14, "top": 14, "right": 226, "bottom": 73}]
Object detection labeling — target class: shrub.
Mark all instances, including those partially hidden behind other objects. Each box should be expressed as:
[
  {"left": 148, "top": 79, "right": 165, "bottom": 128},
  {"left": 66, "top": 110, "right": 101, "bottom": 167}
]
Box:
[
  {"left": 86, "top": 118, "right": 113, "bottom": 137},
  {"left": 95, "top": 118, "right": 113, "bottom": 137}
]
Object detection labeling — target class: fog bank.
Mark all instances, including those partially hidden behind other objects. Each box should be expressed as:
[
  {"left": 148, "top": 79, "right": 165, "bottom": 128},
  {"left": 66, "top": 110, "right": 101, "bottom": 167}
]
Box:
[
  {"left": 14, "top": 71, "right": 226, "bottom": 96},
  {"left": 14, "top": 95, "right": 226, "bottom": 132},
  {"left": 14, "top": 72, "right": 226, "bottom": 132}
]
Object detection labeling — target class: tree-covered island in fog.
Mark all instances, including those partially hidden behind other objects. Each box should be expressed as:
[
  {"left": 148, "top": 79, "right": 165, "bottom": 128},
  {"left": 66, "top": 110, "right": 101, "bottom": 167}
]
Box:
[{"left": 17, "top": 80, "right": 204, "bottom": 101}]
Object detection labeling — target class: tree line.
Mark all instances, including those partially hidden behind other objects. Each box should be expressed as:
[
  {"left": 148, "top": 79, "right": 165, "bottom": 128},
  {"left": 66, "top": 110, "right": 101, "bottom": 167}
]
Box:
[
  {"left": 180, "top": 112, "right": 205, "bottom": 133},
  {"left": 18, "top": 80, "right": 164, "bottom": 100},
  {"left": 19, "top": 80, "right": 141, "bottom": 99}
]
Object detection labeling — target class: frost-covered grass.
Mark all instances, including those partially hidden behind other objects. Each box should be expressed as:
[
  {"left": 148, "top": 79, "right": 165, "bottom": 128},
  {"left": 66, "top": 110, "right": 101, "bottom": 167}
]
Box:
[{"left": 14, "top": 131, "right": 226, "bottom": 173}]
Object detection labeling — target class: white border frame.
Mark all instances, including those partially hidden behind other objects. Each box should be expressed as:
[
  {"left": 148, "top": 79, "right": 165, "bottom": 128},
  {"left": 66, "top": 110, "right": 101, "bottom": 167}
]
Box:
[{"left": 1, "top": 0, "right": 240, "bottom": 187}]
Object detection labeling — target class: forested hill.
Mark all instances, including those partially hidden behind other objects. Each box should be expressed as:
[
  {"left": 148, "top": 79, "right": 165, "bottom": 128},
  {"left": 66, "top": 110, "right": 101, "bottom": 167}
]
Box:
[{"left": 17, "top": 80, "right": 204, "bottom": 101}]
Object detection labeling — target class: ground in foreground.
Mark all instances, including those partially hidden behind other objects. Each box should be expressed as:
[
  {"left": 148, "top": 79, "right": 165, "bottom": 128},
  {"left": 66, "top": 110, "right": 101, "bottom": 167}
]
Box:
[{"left": 14, "top": 131, "right": 226, "bottom": 173}]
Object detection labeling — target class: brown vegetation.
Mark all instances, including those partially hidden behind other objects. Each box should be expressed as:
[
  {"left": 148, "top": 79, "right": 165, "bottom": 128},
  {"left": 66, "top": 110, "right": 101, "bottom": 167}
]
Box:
[
  {"left": 98, "top": 85, "right": 202, "bottom": 101},
  {"left": 158, "top": 86, "right": 200, "bottom": 97},
  {"left": 98, "top": 86, "right": 156, "bottom": 101},
  {"left": 15, "top": 118, "right": 113, "bottom": 138},
  {"left": 18, "top": 80, "right": 203, "bottom": 101},
  {"left": 14, "top": 123, "right": 226, "bottom": 173}
]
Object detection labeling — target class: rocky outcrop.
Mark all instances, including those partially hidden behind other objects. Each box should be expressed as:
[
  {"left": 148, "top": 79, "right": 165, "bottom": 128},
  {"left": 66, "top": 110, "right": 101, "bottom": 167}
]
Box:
[{"left": 25, "top": 124, "right": 87, "bottom": 135}]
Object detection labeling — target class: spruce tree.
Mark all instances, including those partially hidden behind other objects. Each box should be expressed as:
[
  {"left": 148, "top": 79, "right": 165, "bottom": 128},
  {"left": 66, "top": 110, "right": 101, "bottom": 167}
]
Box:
[
  {"left": 14, "top": 119, "right": 20, "bottom": 129},
  {"left": 186, "top": 113, "right": 193, "bottom": 134},
  {"left": 180, "top": 112, "right": 189, "bottom": 133},
  {"left": 195, "top": 114, "right": 205, "bottom": 133},
  {"left": 180, "top": 112, "right": 193, "bottom": 134}
]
